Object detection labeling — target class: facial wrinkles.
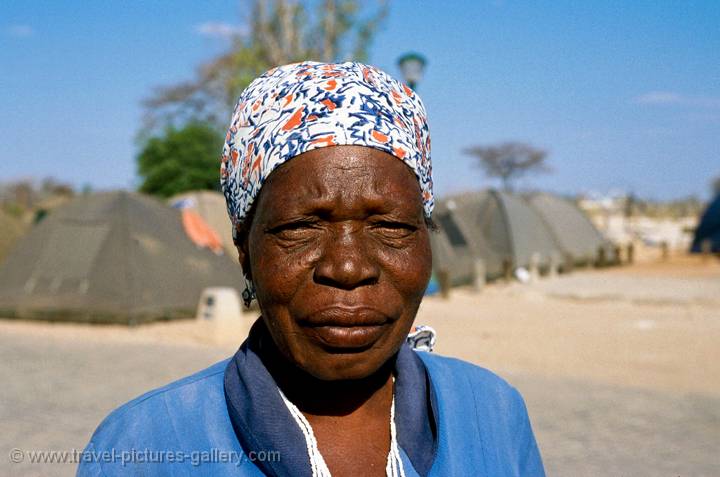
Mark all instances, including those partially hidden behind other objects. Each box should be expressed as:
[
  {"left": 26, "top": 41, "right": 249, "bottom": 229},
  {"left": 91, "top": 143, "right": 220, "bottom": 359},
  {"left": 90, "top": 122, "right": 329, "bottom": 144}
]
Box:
[
  {"left": 307, "top": 176, "right": 404, "bottom": 295},
  {"left": 317, "top": 221, "right": 379, "bottom": 287},
  {"left": 313, "top": 163, "right": 386, "bottom": 221},
  {"left": 262, "top": 168, "right": 421, "bottom": 295},
  {"left": 255, "top": 153, "right": 415, "bottom": 278},
  {"left": 240, "top": 147, "right": 432, "bottom": 380},
  {"left": 257, "top": 147, "right": 423, "bottom": 224}
]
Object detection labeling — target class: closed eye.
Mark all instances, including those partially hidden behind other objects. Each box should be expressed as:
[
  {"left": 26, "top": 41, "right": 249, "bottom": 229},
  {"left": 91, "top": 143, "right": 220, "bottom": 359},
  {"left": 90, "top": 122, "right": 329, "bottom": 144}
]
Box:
[
  {"left": 370, "top": 220, "right": 418, "bottom": 238},
  {"left": 266, "top": 218, "right": 319, "bottom": 234},
  {"left": 266, "top": 219, "right": 322, "bottom": 242}
]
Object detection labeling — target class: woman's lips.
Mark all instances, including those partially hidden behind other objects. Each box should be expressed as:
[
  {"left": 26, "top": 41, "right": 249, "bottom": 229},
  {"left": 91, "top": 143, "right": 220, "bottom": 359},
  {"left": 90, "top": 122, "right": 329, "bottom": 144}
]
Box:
[
  {"left": 298, "top": 307, "right": 391, "bottom": 349},
  {"left": 305, "top": 324, "right": 388, "bottom": 350}
]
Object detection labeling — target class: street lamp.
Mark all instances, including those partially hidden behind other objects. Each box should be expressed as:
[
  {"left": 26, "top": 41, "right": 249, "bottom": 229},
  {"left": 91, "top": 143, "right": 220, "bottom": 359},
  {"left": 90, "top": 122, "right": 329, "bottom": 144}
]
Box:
[{"left": 397, "top": 52, "right": 427, "bottom": 91}]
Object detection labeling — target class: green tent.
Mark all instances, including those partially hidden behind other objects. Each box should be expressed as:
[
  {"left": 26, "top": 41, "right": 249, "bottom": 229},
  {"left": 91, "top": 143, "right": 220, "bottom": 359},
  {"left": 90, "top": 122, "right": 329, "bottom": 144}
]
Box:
[
  {"left": 528, "top": 192, "right": 616, "bottom": 266},
  {"left": 0, "top": 210, "right": 27, "bottom": 264},
  {"left": 429, "top": 200, "right": 476, "bottom": 286},
  {"left": 0, "top": 191, "right": 246, "bottom": 324},
  {"left": 431, "top": 190, "right": 564, "bottom": 282}
]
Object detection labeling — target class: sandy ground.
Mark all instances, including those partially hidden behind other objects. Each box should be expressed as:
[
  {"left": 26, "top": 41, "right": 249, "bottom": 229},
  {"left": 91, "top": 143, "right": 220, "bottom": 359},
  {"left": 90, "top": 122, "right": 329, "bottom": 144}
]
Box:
[
  {"left": 420, "top": 284, "right": 720, "bottom": 397},
  {"left": 1, "top": 255, "right": 719, "bottom": 476}
]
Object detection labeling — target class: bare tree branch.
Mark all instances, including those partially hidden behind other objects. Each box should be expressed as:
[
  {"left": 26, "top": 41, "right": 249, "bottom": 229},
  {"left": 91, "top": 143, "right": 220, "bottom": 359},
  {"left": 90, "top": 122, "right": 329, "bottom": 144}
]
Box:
[
  {"left": 463, "top": 141, "right": 550, "bottom": 191},
  {"left": 140, "top": 0, "right": 387, "bottom": 136}
]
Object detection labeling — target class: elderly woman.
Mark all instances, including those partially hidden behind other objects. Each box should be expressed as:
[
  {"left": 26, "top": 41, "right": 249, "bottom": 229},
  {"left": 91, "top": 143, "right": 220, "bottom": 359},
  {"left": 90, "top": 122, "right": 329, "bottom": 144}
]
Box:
[{"left": 79, "top": 62, "right": 544, "bottom": 476}]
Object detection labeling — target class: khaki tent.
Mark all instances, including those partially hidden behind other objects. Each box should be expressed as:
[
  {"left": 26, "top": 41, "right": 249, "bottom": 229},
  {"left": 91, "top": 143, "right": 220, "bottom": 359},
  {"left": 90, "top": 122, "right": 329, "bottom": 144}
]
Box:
[
  {"left": 431, "top": 190, "right": 563, "bottom": 282},
  {"left": 431, "top": 193, "right": 502, "bottom": 284},
  {"left": 429, "top": 200, "right": 476, "bottom": 286},
  {"left": 0, "top": 191, "right": 246, "bottom": 324},
  {"left": 528, "top": 193, "right": 616, "bottom": 266},
  {"left": 169, "top": 190, "right": 236, "bottom": 258},
  {"left": 0, "top": 210, "right": 27, "bottom": 264}
]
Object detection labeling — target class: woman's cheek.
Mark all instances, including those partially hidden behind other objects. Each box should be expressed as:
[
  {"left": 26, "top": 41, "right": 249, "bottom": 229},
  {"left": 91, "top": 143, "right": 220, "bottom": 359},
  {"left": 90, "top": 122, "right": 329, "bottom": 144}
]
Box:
[
  {"left": 377, "top": 237, "right": 431, "bottom": 295},
  {"left": 252, "top": 241, "right": 320, "bottom": 304}
]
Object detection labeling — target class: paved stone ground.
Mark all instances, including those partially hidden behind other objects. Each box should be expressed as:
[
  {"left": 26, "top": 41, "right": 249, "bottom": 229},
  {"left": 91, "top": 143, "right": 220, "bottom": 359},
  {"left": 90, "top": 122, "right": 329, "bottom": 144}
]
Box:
[
  {"left": 0, "top": 334, "right": 230, "bottom": 477},
  {"left": 508, "top": 373, "right": 720, "bottom": 477},
  {"left": 1, "top": 331, "right": 718, "bottom": 476}
]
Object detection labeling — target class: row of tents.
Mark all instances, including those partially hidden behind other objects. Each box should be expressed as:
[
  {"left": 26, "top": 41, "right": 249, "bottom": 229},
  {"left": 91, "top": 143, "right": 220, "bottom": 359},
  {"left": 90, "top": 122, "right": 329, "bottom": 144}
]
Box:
[
  {"left": 6, "top": 187, "right": 699, "bottom": 325},
  {"left": 430, "top": 190, "right": 617, "bottom": 286}
]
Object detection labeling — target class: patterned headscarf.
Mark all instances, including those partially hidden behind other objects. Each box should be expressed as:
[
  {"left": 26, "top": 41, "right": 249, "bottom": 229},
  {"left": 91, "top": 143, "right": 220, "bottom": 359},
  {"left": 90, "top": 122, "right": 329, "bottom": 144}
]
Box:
[{"left": 221, "top": 61, "right": 433, "bottom": 238}]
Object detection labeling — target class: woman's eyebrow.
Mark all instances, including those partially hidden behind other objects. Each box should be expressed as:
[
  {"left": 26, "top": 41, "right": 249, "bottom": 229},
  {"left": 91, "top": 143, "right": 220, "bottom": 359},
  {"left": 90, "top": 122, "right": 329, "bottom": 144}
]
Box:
[{"left": 266, "top": 208, "right": 424, "bottom": 227}]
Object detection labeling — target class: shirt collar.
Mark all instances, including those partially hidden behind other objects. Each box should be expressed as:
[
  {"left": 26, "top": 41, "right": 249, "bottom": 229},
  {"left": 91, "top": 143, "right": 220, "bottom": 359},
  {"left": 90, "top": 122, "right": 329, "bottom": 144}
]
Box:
[{"left": 224, "top": 319, "right": 437, "bottom": 476}]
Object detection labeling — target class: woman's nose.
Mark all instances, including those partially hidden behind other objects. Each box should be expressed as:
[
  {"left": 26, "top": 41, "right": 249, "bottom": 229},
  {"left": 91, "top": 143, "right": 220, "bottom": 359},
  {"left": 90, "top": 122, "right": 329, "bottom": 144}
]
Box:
[{"left": 313, "top": 226, "right": 380, "bottom": 290}]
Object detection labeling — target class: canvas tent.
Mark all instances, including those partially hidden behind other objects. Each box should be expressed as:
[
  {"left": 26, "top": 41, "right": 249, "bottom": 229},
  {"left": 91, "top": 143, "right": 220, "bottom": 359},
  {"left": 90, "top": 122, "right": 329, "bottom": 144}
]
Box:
[
  {"left": 0, "top": 191, "right": 246, "bottom": 324},
  {"left": 431, "top": 190, "right": 563, "bottom": 282},
  {"left": 690, "top": 193, "right": 720, "bottom": 253},
  {"left": 432, "top": 192, "right": 507, "bottom": 282},
  {"left": 0, "top": 210, "right": 27, "bottom": 264},
  {"left": 169, "top": 190, "right": 236, "bottom": 258},
  {"left": 429, "top": 200, "right": 476, "bottom": 286},
  {"left": 528, "top": 193, "right": 616, "bottom": 266}
]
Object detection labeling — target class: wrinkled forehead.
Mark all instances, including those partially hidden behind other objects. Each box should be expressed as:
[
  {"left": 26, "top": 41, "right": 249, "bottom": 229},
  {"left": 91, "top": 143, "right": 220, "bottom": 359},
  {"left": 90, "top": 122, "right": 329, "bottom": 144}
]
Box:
[{"left": 251, "top": 146, "right": 425, "bottom": 223}]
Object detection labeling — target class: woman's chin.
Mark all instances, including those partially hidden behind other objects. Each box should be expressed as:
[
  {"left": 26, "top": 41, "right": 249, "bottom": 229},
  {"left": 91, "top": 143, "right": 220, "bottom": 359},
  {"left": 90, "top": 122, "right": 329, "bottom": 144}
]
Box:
[{"left": 296, "top": 345, "right": 394, "bottom": 381}]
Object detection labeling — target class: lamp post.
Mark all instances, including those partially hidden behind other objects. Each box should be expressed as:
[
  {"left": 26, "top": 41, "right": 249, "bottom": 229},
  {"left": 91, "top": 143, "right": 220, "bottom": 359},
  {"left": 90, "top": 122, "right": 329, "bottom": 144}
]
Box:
[{"left": 397, "top": 52, "right": 427, "bottom": 90}]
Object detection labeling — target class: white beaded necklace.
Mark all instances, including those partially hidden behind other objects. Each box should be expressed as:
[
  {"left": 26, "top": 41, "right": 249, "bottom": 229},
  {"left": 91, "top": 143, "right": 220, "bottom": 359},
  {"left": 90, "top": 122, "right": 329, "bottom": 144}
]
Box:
[{"left": 277, "top": 379, "right": 406, "bottom": 477}]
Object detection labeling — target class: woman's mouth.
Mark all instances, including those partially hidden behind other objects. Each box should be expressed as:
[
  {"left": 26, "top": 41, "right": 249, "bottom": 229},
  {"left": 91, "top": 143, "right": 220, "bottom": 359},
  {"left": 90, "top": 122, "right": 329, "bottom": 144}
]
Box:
[
  {"left": 304, "top": 324, "right": 389, "bottom": 350},
  {"left": 298, "top": 307, "right": 392, "bottom": 350}
]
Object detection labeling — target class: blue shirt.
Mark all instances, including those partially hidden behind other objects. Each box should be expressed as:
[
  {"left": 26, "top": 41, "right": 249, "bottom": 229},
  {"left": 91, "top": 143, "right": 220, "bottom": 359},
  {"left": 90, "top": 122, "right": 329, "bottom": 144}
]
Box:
[
  {"left": 78, "top": 330, "right": 544, "bottom": 476},
  {"left": 223, "top": 322, "right": 438, "bottom": 476}
]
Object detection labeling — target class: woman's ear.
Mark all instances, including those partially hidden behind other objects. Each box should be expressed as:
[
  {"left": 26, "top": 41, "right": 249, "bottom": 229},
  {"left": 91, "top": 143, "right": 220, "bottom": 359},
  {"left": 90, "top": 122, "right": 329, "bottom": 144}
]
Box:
[{"left": 234, "top": 224, "right": 252, "bottom": 281}]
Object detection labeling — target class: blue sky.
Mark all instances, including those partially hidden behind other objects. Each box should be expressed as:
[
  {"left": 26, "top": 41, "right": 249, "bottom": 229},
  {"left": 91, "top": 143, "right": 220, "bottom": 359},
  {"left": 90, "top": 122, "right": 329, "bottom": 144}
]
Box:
[{"left": 1, "top": 0, "right": 718, "bottom": 200}]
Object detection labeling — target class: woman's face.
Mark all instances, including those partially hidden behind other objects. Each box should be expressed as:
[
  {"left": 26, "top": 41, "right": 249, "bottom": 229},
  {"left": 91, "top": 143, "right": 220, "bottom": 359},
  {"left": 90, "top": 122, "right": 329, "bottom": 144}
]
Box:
[{"left": 239, "top": 145, "right": 432, "bottom": 381}]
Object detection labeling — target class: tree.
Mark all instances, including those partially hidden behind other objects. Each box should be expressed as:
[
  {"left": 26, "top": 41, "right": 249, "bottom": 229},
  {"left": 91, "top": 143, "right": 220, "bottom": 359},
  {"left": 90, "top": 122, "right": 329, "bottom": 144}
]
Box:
[
  {"left": 463, "top": 142, "right": 550, "bottom": 192},
  {"left": 40, "top": 178, "right": 75, "bottom": 198},
  {"left": 141, "top": 0, "right": 388, "bottom": 135},
  {"left": 137, "top": 122, "right": 224, "bottom": 198},
  {"left": 0, "top": 178, "right": 74, "bottom": 210}
]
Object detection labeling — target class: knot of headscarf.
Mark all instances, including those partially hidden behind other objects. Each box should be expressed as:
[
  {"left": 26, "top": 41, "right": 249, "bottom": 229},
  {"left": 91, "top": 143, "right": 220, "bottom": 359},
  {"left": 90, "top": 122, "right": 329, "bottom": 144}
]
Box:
[{"left": 221, "top": 61, "right": 433, "bottom": 238}]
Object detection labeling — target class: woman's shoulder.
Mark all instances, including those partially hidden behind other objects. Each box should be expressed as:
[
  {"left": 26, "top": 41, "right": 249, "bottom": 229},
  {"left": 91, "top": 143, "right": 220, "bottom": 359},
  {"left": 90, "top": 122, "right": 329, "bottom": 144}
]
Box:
[
  {"left": 78, "top": 358, "right": 238, "bottom": 474},
  {"left": 415, "top": 351, "right": 531, "bottom": 420},
  {"left": 417, "top": 352, "right": 545, "bottom": 476},
  {"left": 94, "top": 358, "right": 231, "bottom": 434},
  {"left": 416, "top": 351, "right": 519, "bottom": 396}
]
